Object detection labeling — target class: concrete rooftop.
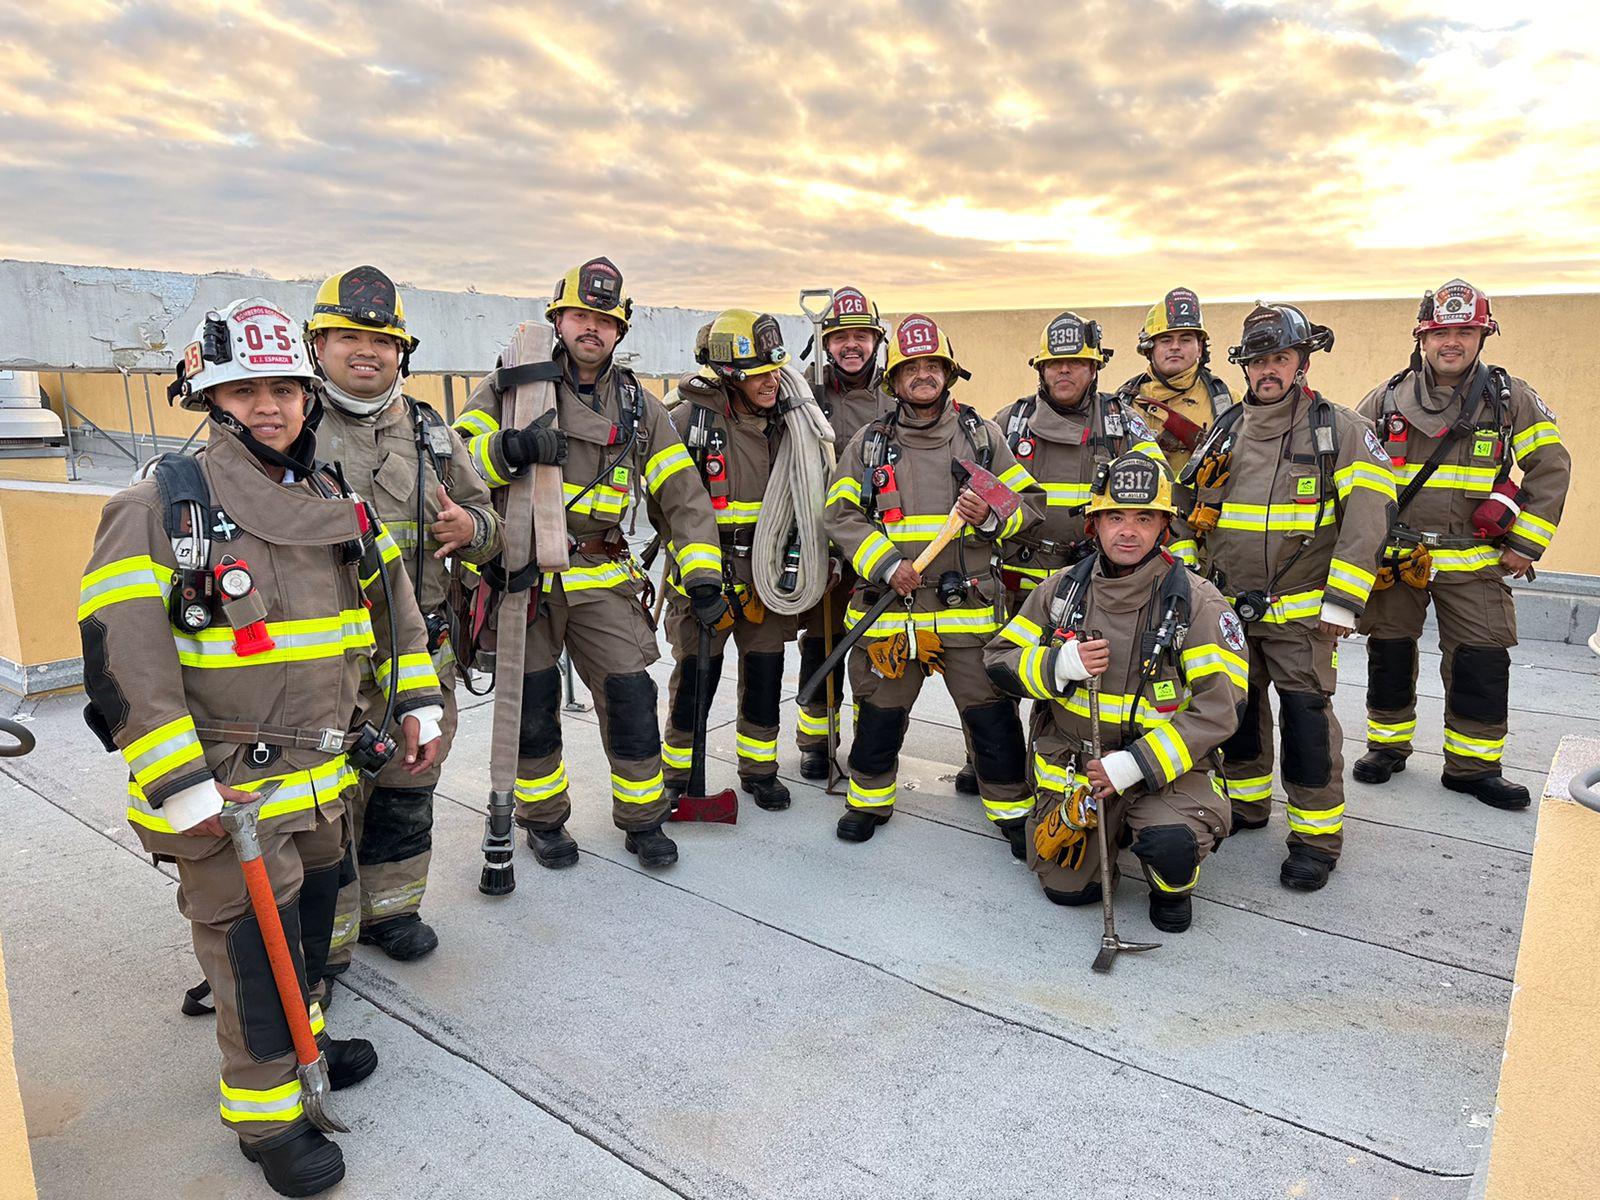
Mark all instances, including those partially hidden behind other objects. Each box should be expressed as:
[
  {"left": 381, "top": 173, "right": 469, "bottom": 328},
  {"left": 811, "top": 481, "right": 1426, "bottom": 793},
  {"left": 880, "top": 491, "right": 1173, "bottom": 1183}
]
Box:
[{"left": 5, "top": 598, "right": 1594, "bottom": 1199}]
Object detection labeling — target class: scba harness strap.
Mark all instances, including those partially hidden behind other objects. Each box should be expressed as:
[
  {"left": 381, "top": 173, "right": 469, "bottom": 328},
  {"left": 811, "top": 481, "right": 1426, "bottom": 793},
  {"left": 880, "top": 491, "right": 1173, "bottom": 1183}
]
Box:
[{"left": 860, "top": 403, "right": 992, "bottom": 522}]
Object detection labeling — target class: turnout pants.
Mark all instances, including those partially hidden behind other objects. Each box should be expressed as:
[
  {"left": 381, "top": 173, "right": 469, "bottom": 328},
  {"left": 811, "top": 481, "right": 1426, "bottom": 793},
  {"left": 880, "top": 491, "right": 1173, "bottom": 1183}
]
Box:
[
  {"left": 177, "top": 810, "right": 346, "bottom": 1147},
  {"left": 514, "top": 580, "right": 668, "bottom": 833},
  {"left": 664, "top": 602, "right": 797, "bottom": 784},
  {"left": 327, "top": 665, "right": 459, "bottom": 970},
  {"left": 844, "top": 643, "right": 1031, "bottom": 824},
  {"left": 795, "top": 573, "right": 852, "bottom": 752},
  {"left": 1025, "top": 768, "right": 1228, "bottom": 900},
  {"left": 1359, "top": 574, "right": 1517, "bottom": 779},
  {"left": 1219, "top": 623, "right": 1347, "bottom": 859}
]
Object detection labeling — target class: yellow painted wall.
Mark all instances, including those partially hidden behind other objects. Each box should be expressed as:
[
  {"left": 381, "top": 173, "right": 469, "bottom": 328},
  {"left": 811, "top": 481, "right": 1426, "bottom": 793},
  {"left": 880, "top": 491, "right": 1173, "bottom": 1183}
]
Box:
[
  {"left": 894, "top": 294, "right": 1596, "bottom": 574},
  {"left": 0, "top": 485, "right": 114, "bottom": 668}
]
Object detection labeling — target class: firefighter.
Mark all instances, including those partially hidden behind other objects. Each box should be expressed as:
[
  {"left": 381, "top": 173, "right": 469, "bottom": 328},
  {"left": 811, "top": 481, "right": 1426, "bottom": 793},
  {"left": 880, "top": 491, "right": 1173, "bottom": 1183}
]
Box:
[
  {"left": 824, "top": 314, "right": 1045, "bottom": 853},
  {"left": 1118, "top": 287, "right": 1238, "bottom": 476},
  {"left": 796, "top": 287, "right": 890, "bottom": 780},
  {"left": 985, "top": 452, "right": 1246, "bottom": 931},
  {"left": 1353, "top": 280, "right": 1570, "bottom": 809},
  {"left": 79, "top": 297, "right": 443, "bottom": 1195},
  {"left": 307, "top": 265, "right": 501, "bottom": 969},
  {"left": 454, "top": 257, "right": 723, "bottom": 869},
  {"left": 996, "top": 310, "right": 1173, "bottom": 608},
  {"left": 1191, "top": 303, "right": 1395, "bottom": 891},
  {"left": 660, "top": 309, "right": 798, "bottom": 812}
]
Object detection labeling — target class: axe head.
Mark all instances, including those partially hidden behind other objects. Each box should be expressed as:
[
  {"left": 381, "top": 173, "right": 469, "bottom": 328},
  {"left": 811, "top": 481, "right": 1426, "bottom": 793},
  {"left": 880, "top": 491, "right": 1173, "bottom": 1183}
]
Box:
[
  {"left": 954, "top": 459, "right": 1022, "bottom": 521},
  {"left": 668, "top": 788, "right": 739, "bottom": 824}
]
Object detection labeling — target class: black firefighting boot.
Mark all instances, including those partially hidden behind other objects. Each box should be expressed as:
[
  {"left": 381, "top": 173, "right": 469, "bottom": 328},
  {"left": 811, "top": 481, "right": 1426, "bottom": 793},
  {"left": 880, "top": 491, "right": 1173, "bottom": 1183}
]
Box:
[
  {"left": 526, "top": 823, "right": 580, "bottom": 869},
  {"left": 836, "top": 809, "right": 891, "bottom": 843},
  {"left": 325, "top": 1037, "right": 378, "bottom": 1091},
  {"left": 1354, "top": 748, "right": 1407, "bottom": 784},
  {"left": 996, "top": 818, "right": 1027, "bottom": 861},
  {"left": 954, "top": 761, "right": 979, "bottom": 795},
  {"left": 358, "top": 913, "right": 438, "bottom": 961},
  {"left": 1148, "top": 892, "right": 1193, "bottom": 933},
  {"left": 1442, "top": 772, "right": 1531, "bottom": 811},
  {"left": 1280, "top": 846, "right": 1337, "bottom": 892},
  {"left": 239, "top": 1124, "right": 346, "bottom": 1197},
  {"left": 800, "top": 748, "right": 830, "bottom": 780},
  {"left": 625, "top": 825, "right": 679, "bottom": 868},
  {"left": 744, "top": 775, "right": 792, "bottom": 811}
]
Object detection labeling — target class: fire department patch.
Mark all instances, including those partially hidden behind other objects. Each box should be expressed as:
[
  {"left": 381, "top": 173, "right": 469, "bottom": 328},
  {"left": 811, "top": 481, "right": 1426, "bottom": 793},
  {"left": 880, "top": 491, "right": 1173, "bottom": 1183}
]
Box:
[
  {"left": 1125, "top": 410, "right": 1155, "bottom": 443},
  {"left": 1530, "top": 389, "right": 1558, "bottom": 422},
  {"left": 1363, "top": 428, "right": 1392, "bottom": 465},
  {"left": 1218, "top": 608, "right": 1247, "bottom": 653}
]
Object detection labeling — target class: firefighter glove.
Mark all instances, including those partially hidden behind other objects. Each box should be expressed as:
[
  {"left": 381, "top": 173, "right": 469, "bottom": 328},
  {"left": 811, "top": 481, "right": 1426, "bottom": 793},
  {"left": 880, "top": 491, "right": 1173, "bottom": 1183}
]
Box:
[
  {"left": 867, "top": 633, "right": 910, "bottom": 679},
  {"left": 503, "top": 410, "right": 568, "bottom": 469},
  {"left": 1033, "top": 784, "right": 1097, "bottom": 866},
  {"left": 687, "top": 583, "right": 729, "bottom": 629}
]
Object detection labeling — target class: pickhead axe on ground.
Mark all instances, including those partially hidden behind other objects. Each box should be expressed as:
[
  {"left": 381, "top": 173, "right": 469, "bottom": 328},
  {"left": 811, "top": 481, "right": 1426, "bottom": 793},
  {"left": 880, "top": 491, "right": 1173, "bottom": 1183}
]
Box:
[
  {"left": 669, "top": 619, "right": 739, "bottom": 823},
  {"left": 797, "top": 458, "right": 1022, "bottom": 708}
]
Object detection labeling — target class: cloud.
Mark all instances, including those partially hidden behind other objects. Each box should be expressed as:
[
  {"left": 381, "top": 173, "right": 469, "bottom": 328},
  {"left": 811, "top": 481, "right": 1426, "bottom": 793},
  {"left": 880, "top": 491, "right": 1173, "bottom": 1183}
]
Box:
[{"left": 0, "top": 0, "right": 1596, "bottom": 312}]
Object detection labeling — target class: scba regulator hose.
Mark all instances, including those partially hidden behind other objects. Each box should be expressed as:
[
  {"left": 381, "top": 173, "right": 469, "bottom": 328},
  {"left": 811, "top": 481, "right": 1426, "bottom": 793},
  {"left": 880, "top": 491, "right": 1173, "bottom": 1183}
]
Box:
[{"left": 753, "top": 364, "right": 836, "bottom": 615}]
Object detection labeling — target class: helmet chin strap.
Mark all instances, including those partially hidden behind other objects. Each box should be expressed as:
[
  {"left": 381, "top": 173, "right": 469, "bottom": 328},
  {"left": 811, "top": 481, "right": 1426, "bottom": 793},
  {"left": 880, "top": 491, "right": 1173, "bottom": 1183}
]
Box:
[
  {"left": 321, "top": 373, "right": 402, "bottom": 419},
  {"left": 208, "top": 391, "right": 323, "bottom": 478}
]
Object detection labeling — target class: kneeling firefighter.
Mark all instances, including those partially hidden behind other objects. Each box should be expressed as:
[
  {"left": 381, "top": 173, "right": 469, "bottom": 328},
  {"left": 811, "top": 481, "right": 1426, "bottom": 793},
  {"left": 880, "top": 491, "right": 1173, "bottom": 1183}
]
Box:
[
  {"left": 1353, "top": 280, "right": 1570, "bottom": 810},
  {"left": 985, "top": 452, "right": 1246, "bottom": 932},
  {"left": 1118, "top": 287, "right": 1238, "bottom": 477},
  {"left": 309, "top": 265, "right": 501, "bottom": 968},
  {"left": 453, "top": 257, "right": 722, "bottom": 869},
  {"left": 823, "top": 314, "right": 1045, "bottom": 851},
  {"left": 79, "top": 298, "right": 443, "bottom": 1196},
  {"left": 662, "top": 309, "right": 800, "bottom": 812},
  {"left": 1191, "top": 303, "right": 1395, "bottom": 891}
]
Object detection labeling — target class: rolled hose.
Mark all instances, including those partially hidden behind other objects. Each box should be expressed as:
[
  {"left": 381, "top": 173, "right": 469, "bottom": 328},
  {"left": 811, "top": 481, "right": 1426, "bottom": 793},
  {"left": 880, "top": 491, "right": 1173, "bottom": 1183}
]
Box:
[
  {"left": 0, "top": 717, "right": 34, "bottom": 757},
  {"left": 752, "top": 364, "right": 836, "bottom": 616}
]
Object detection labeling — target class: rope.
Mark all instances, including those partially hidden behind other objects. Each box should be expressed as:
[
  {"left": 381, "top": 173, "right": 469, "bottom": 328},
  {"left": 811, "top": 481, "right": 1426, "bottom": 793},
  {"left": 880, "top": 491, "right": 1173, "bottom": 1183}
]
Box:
[{"left": 753, "top": 364, "right": 836, "bottom": 615}]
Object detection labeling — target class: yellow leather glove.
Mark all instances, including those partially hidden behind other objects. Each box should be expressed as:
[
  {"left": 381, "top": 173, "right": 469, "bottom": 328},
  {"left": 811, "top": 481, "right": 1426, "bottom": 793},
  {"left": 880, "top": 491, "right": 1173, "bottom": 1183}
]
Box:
[
  {"left": 1188, "top": 503, "right": 1221, "bottom": 533},
  {"left": 1033, "top": 783, "right": 1098, "bottom": 868},
  {"left": 914, "top": 630, "right": 944, "bottom": 675},
  {"left": 737, "top": 584, "right": 767, "bottom": 625},
  {"left": 1372, "top": 564, "right": 1397, "bottom": 592},
  {"left": 867, "top": 633, "right": 910, "bottom": 680},
  {"left": 1195, "top": 453, "right": 1232, "bottom": 490},
  {"left": 1400, "top": 545, "right": 1432, "bottom": 588}
]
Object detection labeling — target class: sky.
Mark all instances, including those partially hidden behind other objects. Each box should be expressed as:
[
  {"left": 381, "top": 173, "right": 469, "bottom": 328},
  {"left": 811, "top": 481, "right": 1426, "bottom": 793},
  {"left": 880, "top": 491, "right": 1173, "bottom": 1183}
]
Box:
[{"left": 2, "top": 0, "right": 1598, "bottom": 312}]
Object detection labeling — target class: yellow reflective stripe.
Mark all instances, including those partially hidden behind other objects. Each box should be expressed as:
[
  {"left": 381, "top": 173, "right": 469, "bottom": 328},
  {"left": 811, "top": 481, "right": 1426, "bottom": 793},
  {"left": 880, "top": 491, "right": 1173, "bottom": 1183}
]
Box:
[
  {"left": 1043, "top": 481, "right": 1092, "bottom": 508},
  {"left": 997, "top": 463, "right": 1036, "bottom": 490},
  {"left": 1032, "top": 753, "right": 1089, "bottom": 795},
  {"left": 220, "top": 1078, "right": 303, "bottom": 1125},
  {"left": 123, "top": 714, "right": 205, "bottom": 789},
  {"left": 996, "top": 504, "right": 1025, "bottom": 541},
  {"left": 515, "top": 764, "right": 570, "bottom": 803},
  {"left": 1392, "top": 462, "right": 1498, "bottom": 491},
  {"left": 173, "top": 611, "right": 375, "bottom": 668},
  {"left": 1216, "top": 503, "right": 1336, "bottom": 533},
  {"left": 661, "top": 741, "right": 692, "bottom": 770},
  {"left": 828, "top": 476, "right": 863, "bottom": 506},
  {"left": 547, "top": 562, "right": 635, "bottom": 592},
  {"left": 612, "top": 770, "right": 664, "bottom": 806},
  {"left": 1018, "top": 645, "right": 1052, "bottom": 700},
  {"left": 1224, "top": 588, "right": 1323, "bottom": 624},
  {"left": 563, "top": 480, "right": 630, "bottom": 519},
  {"left": 885, "top": 514, "right": 957, "bottom": 542},
  {"left": 1286, "top": 802, "right": 1344, "bottom": 835},
  {"left": 1006, "top": 613, "right": 1043, "bottom": 642},
  {"left": 472, "top": 432, "right": 511, "bottom": 488},
  {"left": 309, "top": 1002, "right": 325, "bottom": 1037},
  {"left": 644, "top": 444, "right": 694, "bottom": 492},
  {"left": 373, "top": 652, "right": 441, "bottom": 695},
  {"left": 847, "top": 778, "right": 896, "bottom": 808},
  {"left": 1179, "top": 645, "right": 1248, "bottom": 692},
  {"left": 982, "top": 794, "right": 1032, "bottom": 821},
  {"left": 1430, "top": 545, "right": 1502, "bottom": 572},
  {"left": 1326, "top": 558, "right": 1376, "bottom": 604},
  {"left": 1367, "top": 719, "right": 1415, "bottom": 744},
  {"left": 1225, "top": 774, "right": 1274, "bottom": 803},
  {"left": 852, "top": 531, "right": 896, "bottom": 579},
  {"left": 846, "top": 604, "right": 1000, "bottom": 639},
  {"left": 674, "top": 541, "right": 722, "bottom": 579},
  {"left": 1511, "top": 421, "right": 1561, "bottom": 457},
  {"left": 129, "top": 755, "right": 356, "bottom": 834},
  {"left": 1142, "top": 722, "right": 1192, "bottom": 783},
  {"left": 735, "top": 733, "right": 778, "bottom": 762},
  {"left": 797, "top": 709, "right": 831, "bottom": 735},
  {"left": 78, "top": 554, "right": 172, "bottom": 621},
  {"left": 1334, "top": 462, "right": 1397, "bottom": 499},
  {"left": 364, "top": 877, "right": 426, "bottom": 918},
  {"left": 715, "top": 501, "right": 762, "bottom": 527},
  {"left": 1444, "top": 728, "right": 1504, "bottom": 761},
  {"left": 1510, "top": 510, "right": 1556, "bottom": 549},
  {"left": 453, "top": 409, "right": 499, "bottom": 439},
  {"left": 1130, "top": 437, "right": 1164, "bottom": 458},
  {"left": 1148, "top": 863, "right": 1201, "bottom": 893},
  {"left": 1168, "top": 538, "right": 1198, "bottom": 566},
  {"left": 1051, "top": 686, "right": 1191, "bottom": 727}
]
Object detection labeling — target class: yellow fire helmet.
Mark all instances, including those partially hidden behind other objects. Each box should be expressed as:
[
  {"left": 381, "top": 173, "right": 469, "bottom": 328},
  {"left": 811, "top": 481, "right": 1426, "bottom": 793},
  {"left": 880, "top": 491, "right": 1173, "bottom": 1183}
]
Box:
[
  {"left": 305, "top": 265, "right": 417, "bottom": 362},
  {"left": 1137, "top": 287, "right": 1208, "bottom": 356},
  {"left": 820, "top": 286, "right": 886, "bottom": 340},
  {"left": 886, "top": 313, "right": 967, "bottom": 378},
  {"left": 1029, "top": 311, "right": 1113, "bottom": 368},
  {"left": 1086, "top": 451, "right": 1179, "bottom": 516},
  {"left": 696, "top": 308, "right": 790, "bottom": 381},
  {"left": 546, "top": 256, "right": 633, "bottom": 332}
]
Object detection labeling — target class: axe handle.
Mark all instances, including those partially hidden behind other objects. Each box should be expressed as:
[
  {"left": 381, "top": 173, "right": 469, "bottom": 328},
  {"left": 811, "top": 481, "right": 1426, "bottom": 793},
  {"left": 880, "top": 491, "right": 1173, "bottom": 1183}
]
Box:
[
  {"left": 238, "top": 853, "right": 320, "bottom": 1068},
  {"left": 797, "top": 504, "right": 967, "bottom": 707}
]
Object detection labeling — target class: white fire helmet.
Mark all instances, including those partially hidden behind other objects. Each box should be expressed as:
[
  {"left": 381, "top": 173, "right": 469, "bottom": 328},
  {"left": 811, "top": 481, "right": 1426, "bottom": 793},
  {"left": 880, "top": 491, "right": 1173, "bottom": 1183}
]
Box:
[{"left": 172, "top": 297, "right": 318, "bottom": 411}]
